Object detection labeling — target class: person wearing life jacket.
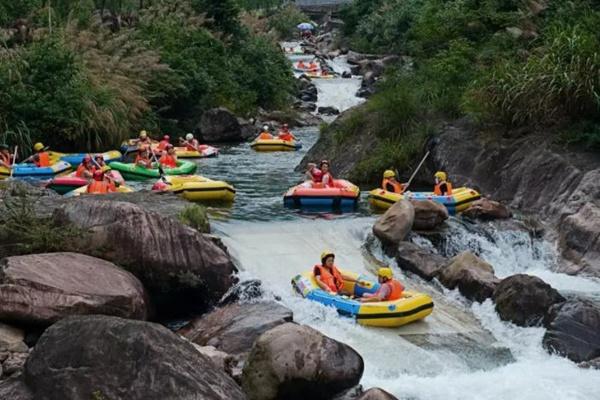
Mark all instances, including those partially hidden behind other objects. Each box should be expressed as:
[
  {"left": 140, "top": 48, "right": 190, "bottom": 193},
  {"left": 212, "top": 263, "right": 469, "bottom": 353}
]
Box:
[
  {"left": 0, "top": 144, "right": 13, "bottom": 169},
  {"left": 136, "top": 130, "right": 152, "bottom": 148},
  {"left": 257, "top": 125, "right": 273, "bottom": 140},
  {"left": 433, "top": 171, "right": 453, "bottom": 196},
  {"left": 159, "top": 145, "right": 177, "bottom": 168},
  {"left": 94, "top": 154, "right": 107, "bottom": 169},
  {"left": 157, "top": 135, "right": 171, "bottom": 151},
  {"left": 382, "top": 170, "right": 405, "bottom": 194},
  {"left": 308, "top": 61, "right": 318, "bottom": 71},
  {"left": 313, "top": 251, "right": 360, "bottom": 295},
  {"left": 277, "top": 124, "right": 296, "bottom": 142},
  {"left": 304, "top": 162, "right": 323, "bottom": 185},
  {"left": 320, "top": 160, "right": 334, "bottom": 187},
  {"left": 76, "top": 155, "right": 96, "bottom": 180},
  {"left": 360, "top": 267, "right": 404, "bottom": 302},
  {"left": 87, "top": 170, "right": 117, "bottom": 194},
  {"left": 32, "top": 142, "right": 51, "bottom": 167},
  {"left": 180, "top": 133, "right": 200, "bottom": 151},
  {"left": 135, "top": 147, "right": 153, "bottom": 169},
  {"left": 297, "top": 60, "right": 306, "bottom": 70}
]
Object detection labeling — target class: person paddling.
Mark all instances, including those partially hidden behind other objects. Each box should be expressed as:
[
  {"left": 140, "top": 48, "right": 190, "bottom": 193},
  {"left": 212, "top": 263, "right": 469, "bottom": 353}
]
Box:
[
  {"left": 433, "top": 171, "right": 453, "bottom": 196},
  {"left": 135, "top": 147, "right": 153, "bottom": 169},
  {"left": 87, "top": 170, "right": 117, "bottom": 194},
  {"left": 24, "top": 142, "right": 51, "bottom": 167},
  {"left": 180, "top": 133, "right": 200, "bottom": 151},
  {"left": 159, "top": 145, "right": 177, "bottom": 168},
  {"left": 75, "top": 155, "right": 96, "bottom": 180},
  {"left": 277, "top": 124, "right": 296, "bottom": 142},
  {"left": 258, "top": 125, "right": 273, "bottom": 140},
  {"left": 157, "top": 135, "right": 171, "bottom": 151},
  {"left": 0, "top": 144, "right": 14, "bottom": 169},
  {"left": 382, "top": 170, "right": 405, "bottom": 194},
  {"left": 360, "top": 267, "right": 404, "bottom": 302},
  {"left": 313, "top": 251, "right": 361, "bottom": 295}
]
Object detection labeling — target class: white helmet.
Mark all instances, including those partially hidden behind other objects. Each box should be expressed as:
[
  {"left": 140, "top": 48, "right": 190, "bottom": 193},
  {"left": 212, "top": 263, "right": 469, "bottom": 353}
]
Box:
[
  {"left": 263, "top": 125, "right": 269, "bottom": 131},
  {"left": 186, "top": 133, "right": 194, "bottom": 140}
]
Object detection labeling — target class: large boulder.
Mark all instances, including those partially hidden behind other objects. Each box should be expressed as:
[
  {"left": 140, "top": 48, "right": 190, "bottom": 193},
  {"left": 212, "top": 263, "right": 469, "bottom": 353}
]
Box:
[
  {"left": 334, "top": 387, "right": 399, "bottom": 400},
  {"left": 373, "top": 200, "right": 415, "bottom": 247},
  {"left": 53, "top": 200, "right": 237, "bottom": 316},
  {"left": 0, "top": 322, "right": 27, "bottom": 353},
  {"left": 0, "top": 377, "right": 32, "bottom": 400},
  {"left": 542, "top": 299, "right": 600, "bottom": 363},
  {"left": 493, "top": 274, "right": 565, "bottom": 327},
  {"left": 395, "top": 242, "right": 447, "bottom": 280},
  {"left": 436, "top": 252, "right": 499, "bottom": 302},
  {"left": 24, "top": 315, "right": 246, "bottom": 400},
  {"left": 0, "top": 253, "right": 148, "bottom": 325},
  {"left": 242, "top": 323, "right": 363, "bottom": 400},
  {"left": 178, "top": 301, "right": 293, "bottom": 356},
  {"left": 462, "top": 198, "right": 512, "bottom": 220},
  {"left": 558, "top": 202, "right": 600, "bottom": 277},
  {"left": 199, "top": 107, "right": 252, "bottom": 143},
  {"left": 410, "top": 200, "right": 449, "bottom": 230}
]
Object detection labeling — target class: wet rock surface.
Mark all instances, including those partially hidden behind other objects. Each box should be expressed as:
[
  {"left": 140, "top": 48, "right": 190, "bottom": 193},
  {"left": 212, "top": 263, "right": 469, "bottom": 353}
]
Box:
[
  {"left": 199, "top": 107, "right": 255, "bottom": 143},
  {"left": 411, "top": 199, "right": 449, "bottom": 230},
  {"left": 242, "top": 323, "right": 363, "bottom": 400},
  {"left": 395, "top": 241, "right": 447, "bottom": 280},
  {"left": 373, "top": 200, "right": 415, "bottom": 246},
  {"left": 437, "top": 251, "right": 499, "bottom": 302},
  {"left": 463, "top": 198, "right": 512, "bottom": 220},
  {"left": 0, "top": 253, "right": 148, "bottom": 325},
  {"left": 24, "top": 315, "right": 246, "bottom": 400},
  {"left": 493, "top": 274, "right": 565, "bottom": 327}
]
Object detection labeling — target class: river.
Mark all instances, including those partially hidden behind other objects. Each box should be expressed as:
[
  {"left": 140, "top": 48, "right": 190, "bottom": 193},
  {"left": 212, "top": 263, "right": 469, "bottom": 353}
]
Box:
[{"left": 137, "top": 43, "right": 600, "bottom": 398}]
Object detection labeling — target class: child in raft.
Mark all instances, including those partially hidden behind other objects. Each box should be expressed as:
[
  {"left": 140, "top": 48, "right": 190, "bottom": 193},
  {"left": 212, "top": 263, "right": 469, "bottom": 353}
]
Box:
[{"left": 304, "top": 160, "right": 334, "bottom": 188}]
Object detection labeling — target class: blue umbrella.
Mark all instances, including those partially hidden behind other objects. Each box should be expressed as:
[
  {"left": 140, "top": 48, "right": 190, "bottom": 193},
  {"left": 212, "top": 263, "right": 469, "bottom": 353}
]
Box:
[{"left": 297, "top": 22, "right": 315, "bottom": 31}]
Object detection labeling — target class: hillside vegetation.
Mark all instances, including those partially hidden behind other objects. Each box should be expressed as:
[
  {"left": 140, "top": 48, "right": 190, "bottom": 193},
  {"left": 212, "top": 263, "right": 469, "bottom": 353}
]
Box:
[
  {"left": 333, "top": 0, "right": 600, "bottom": 182},
  {"left": 0, "top": 0, "right": 295, "bottom": 152}
]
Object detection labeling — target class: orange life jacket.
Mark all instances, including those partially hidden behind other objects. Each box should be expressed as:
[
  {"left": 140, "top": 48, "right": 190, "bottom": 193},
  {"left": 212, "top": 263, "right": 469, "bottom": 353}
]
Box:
[
  {"left": 135, "top": 154, "right": 151, "bottom": 167},
  {"left": 434, "top": 181, "right": 453, "bottom": 196},
  {"left": 87, "top": 180, "right": 115, "bottom": 194},
  {"left": 36, "top": 152, "right": 51, "bottom": 167},
  {"left": 278, "top": 133, "right": 294, "bottom": 142},
  {"left": 380, "top": 279, "right": 404, "bottom": 301},
  {"left": 258, "top": 132, "right": 273, "bottom": 140},
  {"left": 298, "top": 61, "right": 306, "bottom": 69},
  {"left": 159, "top": 154, "right": 177, "bottom": 168},
  {"left": 313, "top": 264, "right": 344, "bottom": 293},
  {"left": 76, "top": 164, "right": 95, "bottom": 178},
  {"left": 382, "top": 178, "right": 403, "bottom": 194}
]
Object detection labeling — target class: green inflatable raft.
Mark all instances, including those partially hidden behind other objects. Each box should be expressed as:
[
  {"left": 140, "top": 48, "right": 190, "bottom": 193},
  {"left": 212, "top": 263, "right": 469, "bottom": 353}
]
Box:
[{"left": 108, "top": 160, "right": 197, "bottom": 181}]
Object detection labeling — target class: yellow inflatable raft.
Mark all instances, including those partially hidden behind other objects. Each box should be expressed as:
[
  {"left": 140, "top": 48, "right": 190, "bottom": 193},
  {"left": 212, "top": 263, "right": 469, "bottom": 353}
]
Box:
[
  {"left": 291, "top": 269, "right": 434, "bottom": 328},
  {"left": 368, "top": 187, "right": 481, "bottom": 215},
  {"left": 70, "top": 183, "right": 133, "bottom": 196},
  {"left": 250, "top": 139, "right": 302, "bottom": 152},
  {"left": 160, "top": 175, "right": 235, "bottom": 202}
]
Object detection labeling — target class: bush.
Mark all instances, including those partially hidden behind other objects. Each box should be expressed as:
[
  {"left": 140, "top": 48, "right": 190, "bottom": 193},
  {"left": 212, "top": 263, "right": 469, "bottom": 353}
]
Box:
[
  {"left": 267, "top": 4, "right": 308, "bottom": 40},
  {"left": 178, "top": 204, "right": 210, "bottom": 233}
]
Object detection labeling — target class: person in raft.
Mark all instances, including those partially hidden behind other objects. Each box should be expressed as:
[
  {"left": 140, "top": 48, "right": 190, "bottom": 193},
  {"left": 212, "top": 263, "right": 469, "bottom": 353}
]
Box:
[
  {"left": 433, "top": 171, "right": 453, "bottom": 196},
  {"left": 180, "top": 133, "right": 200, "bottom": 151},
  {"left": 382, "top": 170, "right": 406, "bottom": 194},
  {"left": 0, "top": 144, "right": 14, "bottom": 169},
  {"left": 76, "top": 155, "right": 96, "bottom": 180},
  {"left": 94, "top": 154, "right": 107, "bottom": 168},
  {"left": 314, "top": 251, "right": 362, "bottom": 295},
  {"left": 277, "top": 124, "right": 296, "bottom": 142},
  {"left": 157, "top": 135, "right": 171, "bottom": 152},
  {"left": 24, "top": 142, "right": 51, "bottom": 167},
  {"left": 87, "top": 170, "right": 117, "bottom": 194},
  {"left": 135, "top": 130, "right": 153, "bottom": 148},
  {"left": 159, "top": 145, "right": 177, "bottom": 168},
  {"left": 257, "top": 125, "right": 273, "bottom": 140},
  {"left": 320, "top": 160, "right": 334, "bottom": 187},
  {"left": 135, "top": 147, "right": 153, "bottom": 169},
  {"left": 359, "top": 267, "right": 404, "bottom": 302}
]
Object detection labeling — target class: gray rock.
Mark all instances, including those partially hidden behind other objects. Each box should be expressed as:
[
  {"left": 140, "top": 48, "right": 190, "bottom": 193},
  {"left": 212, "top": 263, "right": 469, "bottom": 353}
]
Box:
[
  {"left": 558, "top": 202, "right": 600, "bottom": 277},
  {"left": 396, "top": 242, "right": 447, "bottom": 280},
  {"left": 463, "top": 198, "right": 512, "bottom": 220},
  {"left": 493, "top": 274, "right": 565, "bottom": 327},
  {"left": 178, "top": 301, "right": 293, "bottom": 356},
  {"left": 373, "top": 200, "right": 415, "bottom": 247},
  {"left": 24, "top": 315, "right": 246, "bottom": 400},
  {"left": 242, "top": 323, "right": 363, "bottom": 400},
  {"left": 411, "top": 200, "right": 449, "bottom": 230},
  {"left": 199, "top": 107, "right": 248, "bottom": 143},
  {"left": 543, "top": 299, "right": 600, "bottom": 363},
  {"left": 579, "top": 357, "right": 600, "bottom": 370},
  {"left": 0, "top": 323, "right": 27, "bottom": 353},
  {"left": 3, "top": 352, "right": 27, "bottom": 376},
  {"left": 0, "top": 377, "right": 33, "bottom": 400},
  {"left": 437, "top": 252, "right": 499, "bottom": 302},
  {"left": 318, "top": 106, "right": 340, "bottom": 115},
  {"left": 0, "top": 253, "right": 148, "bottom": 325}
]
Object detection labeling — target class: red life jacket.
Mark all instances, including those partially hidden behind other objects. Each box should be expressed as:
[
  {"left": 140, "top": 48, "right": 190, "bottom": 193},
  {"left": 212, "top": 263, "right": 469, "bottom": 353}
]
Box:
[
  {"left": 434, "top": 181, "right": 453, "bottom": 196},
  {"left": 157, "top": 140, "right": 170, "bottom": 151},
  {"left": 380, "top": 280, "right": 404, "bottom": 301},
  {"left": 279, "top": 133, "right": 294, "bottom": 142},
  {"left": 313, "top": 264, "right": 344, "bottom": 293},
  {"left": 311, "top": 168, "right": 323, "bottom": 183},
  {"left": 382, "top": 178, "right": 403, "bottom": 194},
  {"left": 159, "top": 154, "right": 177, "bottom": 168},
  {"left": 36, "top": 152, "right": 51, "bottom": 167}
]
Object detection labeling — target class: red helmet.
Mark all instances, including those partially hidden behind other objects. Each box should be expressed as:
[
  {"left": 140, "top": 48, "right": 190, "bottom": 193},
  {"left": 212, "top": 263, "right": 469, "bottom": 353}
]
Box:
[{"left": 163, "top": 135, "right": 170, "bottom": 140}]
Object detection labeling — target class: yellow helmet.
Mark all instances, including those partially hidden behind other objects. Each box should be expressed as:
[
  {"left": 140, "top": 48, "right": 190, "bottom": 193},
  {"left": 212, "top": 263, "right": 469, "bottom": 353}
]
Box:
[
  {"left": 377, "top": 267, "right": 393, "bottom": 279},
  {"left": 383, "top": 170, "right": 396, "bottom": 179},
  {"left": 320, "top": 250, "right": 335, "bottom": 263},
  {"left": 33, "top": 142, "right": 45, "bottom": 152},
  {"left": 139, "top": 130, "right": 148, "bottom": 138},
  {"left": 434, "top": 171, "right": 447, "bottom": 181}
]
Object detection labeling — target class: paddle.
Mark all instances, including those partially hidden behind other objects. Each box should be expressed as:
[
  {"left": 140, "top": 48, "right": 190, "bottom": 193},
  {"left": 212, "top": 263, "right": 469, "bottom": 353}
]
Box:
[
  {"left": 8, "top": 145, "right": 18, "bottom": 180},
  {"left": 403, "top": 151, "right": 430, "bottom": 192}
]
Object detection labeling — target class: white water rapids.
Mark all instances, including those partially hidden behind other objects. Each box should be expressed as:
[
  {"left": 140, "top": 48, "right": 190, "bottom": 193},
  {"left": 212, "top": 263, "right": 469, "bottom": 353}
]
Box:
[{"left": 210, "top": 43, "right": 600, "bottom": 399}]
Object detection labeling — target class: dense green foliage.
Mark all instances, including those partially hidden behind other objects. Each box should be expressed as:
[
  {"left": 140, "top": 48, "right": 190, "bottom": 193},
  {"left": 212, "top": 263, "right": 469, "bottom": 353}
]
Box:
[
  {"left": 0, "top": 0, "right": 294, "bottom": 152},
  {"left": 340, "top": 0, "right": 600, "bottom": 150},
  {"left": 267, "top": 3, "right": 308, "bottom": 40}
]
